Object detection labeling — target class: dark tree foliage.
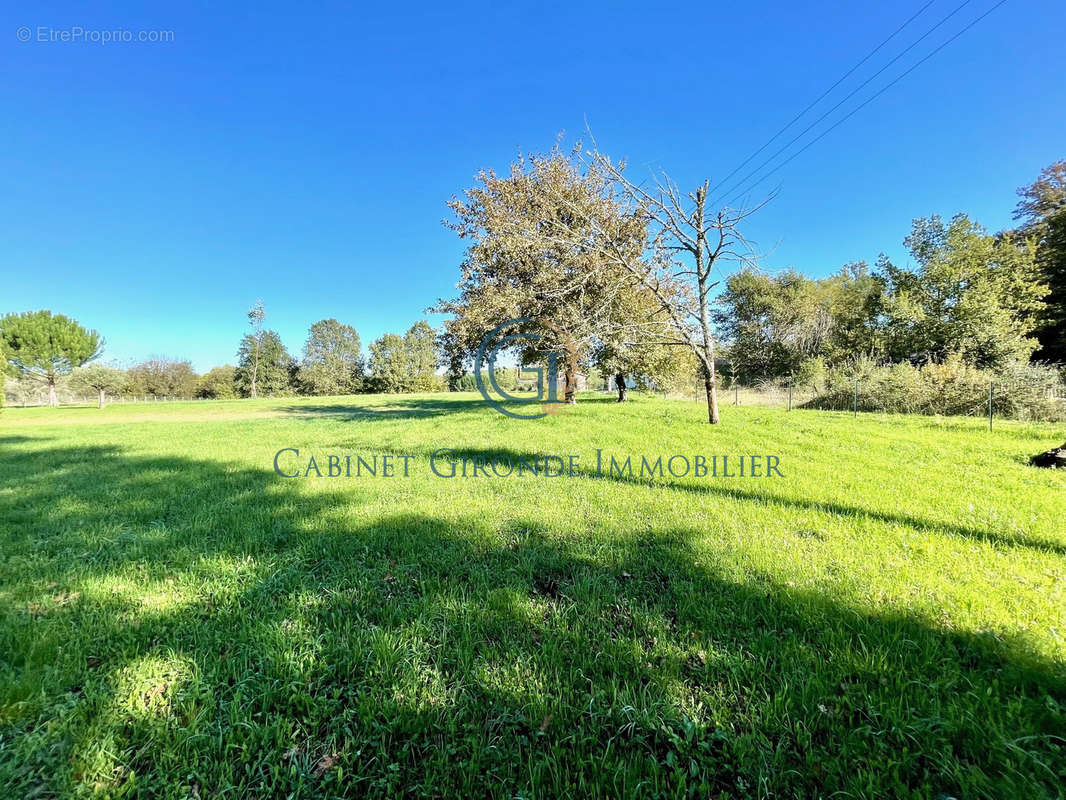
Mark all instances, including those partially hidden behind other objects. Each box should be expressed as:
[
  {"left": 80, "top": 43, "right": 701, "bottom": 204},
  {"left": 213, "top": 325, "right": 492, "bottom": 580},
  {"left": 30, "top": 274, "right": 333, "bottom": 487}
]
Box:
[
  {"left": 127, "top": 358, "right": 198, "bottom": 397},
  {"left": 879, "top": 215, "right": 1043, "bottom": 368},
  {"left": 367, "top": 322, "right": 441, "bottom": 393},
  {"left": 1014, "top": 160, "right": 1066, "bottom": 363},
  {"left": 715, "top": 264, "right": 883, "bottom": 383},
  {"left": 0, "top": 310, "right": 103, "bottom": 406},
  {"left": 235, "top": 331, "right": 293, "bottom": 397},
  {"left": 296, "top": 319, "right": 364, "bottom": 396},
  {"left": 196, "top": 365, "right": 237, "bottom": 399}
]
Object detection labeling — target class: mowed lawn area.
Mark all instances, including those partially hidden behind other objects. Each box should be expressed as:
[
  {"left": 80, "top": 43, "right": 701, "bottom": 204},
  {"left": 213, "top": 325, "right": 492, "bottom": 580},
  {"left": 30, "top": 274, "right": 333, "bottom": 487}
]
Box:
[{"left": 1, "top": 394, "right": 1064, "bottom": 798}]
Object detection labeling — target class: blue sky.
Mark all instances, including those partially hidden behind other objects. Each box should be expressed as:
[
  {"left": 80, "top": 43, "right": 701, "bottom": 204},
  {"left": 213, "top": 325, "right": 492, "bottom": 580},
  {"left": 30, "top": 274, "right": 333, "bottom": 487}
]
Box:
[{"left": 2, "top": 0, "right": 1063, "bottom": 372}]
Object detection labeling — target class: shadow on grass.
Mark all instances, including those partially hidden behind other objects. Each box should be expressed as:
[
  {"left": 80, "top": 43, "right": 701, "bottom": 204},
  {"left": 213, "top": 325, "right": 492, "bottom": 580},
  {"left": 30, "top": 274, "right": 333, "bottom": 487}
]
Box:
[
  {"left": 432, "top": 445, "right": 1066, "bottom": 557},
  {"left": 0, "top": 443, "right": 1063, "bottom": 797},
  {"left": 793, "top": 398, "right": 1066, "bottom": 437},
  {"left": 278, "top": 393, "right": 624, "bottom": 421},
  {"left": 0, "top": 435, "right": 45, "bottom": 445},
  {"left": 279, "top": 396, "right": 484, "bottom": 420}
]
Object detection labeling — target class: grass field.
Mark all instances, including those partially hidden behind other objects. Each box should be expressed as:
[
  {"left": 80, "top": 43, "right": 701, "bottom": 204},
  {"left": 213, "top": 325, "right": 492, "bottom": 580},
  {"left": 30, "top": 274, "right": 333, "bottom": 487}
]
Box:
[{"left": 1, "top": 393, "right": 1064, "bottom": 798}]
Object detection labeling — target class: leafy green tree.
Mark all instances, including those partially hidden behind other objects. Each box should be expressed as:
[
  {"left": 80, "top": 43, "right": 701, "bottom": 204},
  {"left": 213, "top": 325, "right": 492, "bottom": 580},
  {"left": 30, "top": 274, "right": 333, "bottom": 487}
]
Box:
[
  {"left": 404, "top": 321, "right": 440, "bottom": 392},
  {"left": 296, "top": 319, "right": 363, "bottom": 395},
  {"left": 1014, "top": 160, "right": 1066, "bottom": 363},
  {"left": 717, "top": 262, "right": 887, "bottom": 383},
  {"left": 715, "top": 269, "right": 825, "bottom": 382},
  {"left": 70, "top": 364, "right": 127, "bottom": 408},
  {"left": 127, "top": 358, "right": 198, "bottom": 397},
  {"left": 819, "top": 263, "right": 885, "bottom": 366},
  {"left": 196, "top": 365, "right": 237, "bottom": 399},
  {"left": 235, "top": 331, "right": 292, "bottom": 397},
  {"left": 367, "top": 322, "right": 444, "bottom": 394},
  {"left": 438, "top": 329, "right": 466, "bottom": 391},
  {"left": 0, "top": 310, "right": 102, "bottom": 406},
  {"left": 879, "top": 214, "right": 1044, "bottom": 368},
  {"left": 592, "top": 282, "right": 697, "bottom": 401},
  {"left": 435, "top": 147, "right": 667, "bottom": 405},
  {"left": 367, "top": 333, "right": 411, "bottom": 393}
]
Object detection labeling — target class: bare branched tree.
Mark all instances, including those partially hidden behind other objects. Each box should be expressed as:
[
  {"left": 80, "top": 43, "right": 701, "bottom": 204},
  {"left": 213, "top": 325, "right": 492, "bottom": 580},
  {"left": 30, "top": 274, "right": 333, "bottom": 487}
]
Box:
[
  {"left": 247, "top": 300, "right": 266, "bottom": 399},
  {"left": 584, "top": 149, "right": 773, "bottom": 423},
  {"left": 437, "top": 143, "right": 768, "bottom": 421}
]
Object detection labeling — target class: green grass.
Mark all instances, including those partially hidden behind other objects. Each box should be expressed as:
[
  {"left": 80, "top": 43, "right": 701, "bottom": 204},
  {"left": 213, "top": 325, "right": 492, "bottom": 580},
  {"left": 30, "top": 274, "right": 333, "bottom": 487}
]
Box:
[{"left": 1, "top": 393, "right": 1064, "bottom": 798}]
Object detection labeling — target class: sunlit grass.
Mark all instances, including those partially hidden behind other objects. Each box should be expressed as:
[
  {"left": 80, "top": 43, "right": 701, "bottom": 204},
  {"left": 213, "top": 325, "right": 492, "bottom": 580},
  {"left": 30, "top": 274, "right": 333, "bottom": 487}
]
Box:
[{"left": 1, "top": 393, "right": 1064, "bottom": 797}]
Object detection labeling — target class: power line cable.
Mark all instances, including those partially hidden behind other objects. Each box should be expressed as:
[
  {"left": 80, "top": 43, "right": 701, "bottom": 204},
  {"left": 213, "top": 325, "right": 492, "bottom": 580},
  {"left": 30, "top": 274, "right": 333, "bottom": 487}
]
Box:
[
  {"left": 711, "top": 0, "right": 977, "bottom": 207},
  {"left": 706, "top": 0, "right": 938, "bottom": 199},
  {"left": 723, "top": 0, "right": 1010, "bottom": 206}
]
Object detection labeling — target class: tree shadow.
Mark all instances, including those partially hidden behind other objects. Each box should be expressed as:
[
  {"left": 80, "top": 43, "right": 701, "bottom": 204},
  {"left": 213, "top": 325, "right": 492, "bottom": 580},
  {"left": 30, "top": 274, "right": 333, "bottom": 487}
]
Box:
[
  {"left": 793, "top": 400, "right": 1066, "bottom": 439},
  {"left": 432, "top": 445, "right": 1066, "bottom": 556},
  {"left": 0, "top": 435, "right": 46, "bottom": 445},
  {"left": 279, "top": 396, "right": 486, "bottom": 420},
  {"left": 278, "top": 393, "right": 627, "bottom": 421},
  {"left": 0, "top": 442, "right": 1063, "bottom": 797}
]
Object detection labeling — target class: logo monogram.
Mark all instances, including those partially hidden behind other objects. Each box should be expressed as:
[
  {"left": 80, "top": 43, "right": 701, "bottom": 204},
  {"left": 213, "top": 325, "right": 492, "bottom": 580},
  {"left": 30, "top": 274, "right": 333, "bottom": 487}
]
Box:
[{"left": 475, "top": 318, "right": 580, "bottom": 420}]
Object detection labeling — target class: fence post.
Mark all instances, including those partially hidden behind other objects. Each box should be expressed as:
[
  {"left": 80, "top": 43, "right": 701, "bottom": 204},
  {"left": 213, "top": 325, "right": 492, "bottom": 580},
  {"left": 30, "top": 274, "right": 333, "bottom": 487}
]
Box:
[
  {"left": 735, "top": 385, "right": 739, "bottom": 406},
  {"left": 853, "top": 380, "right": 858, "bottom": 417},
  {"left": 788, "top": 381, "right": 793, "bottom": 412},
  {"left": 989, "top": 382, "right": 994, "bottom": 431}
]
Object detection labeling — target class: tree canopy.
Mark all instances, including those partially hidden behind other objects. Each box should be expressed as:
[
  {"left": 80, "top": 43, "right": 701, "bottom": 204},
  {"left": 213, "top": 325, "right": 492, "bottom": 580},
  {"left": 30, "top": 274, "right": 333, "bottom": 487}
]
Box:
[
  {"left": 368, "top": 322, "right": 441, "bottom": 393},
  {"left": 296, "top": 319, "right": 363, "bottom": 396},
  {"left": 0, "top": 310, "right": 102, "bottom": 406},
  {"left": 368, "top": 333, "right": 411, "bottom": 393},
  {"left": 127, "top": 358, "right": 198, "bottom": 397},
  {"left": 70, "top": 364, "right": 127, "bottom": 408},
  {"left": 716, "top": 263, "right": 884, "bottom": 383},
  {"left": 196, "top": 365, "right": 237, "bottom": 399},
  {"left": 1014, "top": 160, "right": 1066, "bottom": 363},
  {"left": 435, "top": 147, "right": 677, "bottom": 404},
  {"left": 879, "top": 214, "right": 1043, "bottom": 368},
  {"left": 235, "top": 331, "right": 293, "bottom": 397}
]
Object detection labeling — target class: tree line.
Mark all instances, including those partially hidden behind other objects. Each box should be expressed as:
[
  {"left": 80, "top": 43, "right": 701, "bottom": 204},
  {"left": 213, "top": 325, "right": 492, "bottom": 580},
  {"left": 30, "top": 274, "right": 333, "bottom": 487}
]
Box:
[
  {"left": 0, "top": 306, "right": 442, "bottom": 407},
  {"left": 711, "top": 162, "right": 1065, "bottom": 399},
  {"left": 3, "top": 151, "right": 1063, "bottom": 422},
  {"left": 434, "top": 147, "right": 1065, "bottom": 423}
]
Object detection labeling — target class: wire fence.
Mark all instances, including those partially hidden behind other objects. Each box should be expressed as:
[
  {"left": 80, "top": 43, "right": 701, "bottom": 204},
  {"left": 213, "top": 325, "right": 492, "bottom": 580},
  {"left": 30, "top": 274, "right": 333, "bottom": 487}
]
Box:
[
  {"left": 3, "top": 391, "right": 216, "bottom": 408},
  {"left": 8, "top": 380, "right": 1066, "bottom": 427},
  {"left": 648, "top": 379, "right": 1066, "bottom": 426}
]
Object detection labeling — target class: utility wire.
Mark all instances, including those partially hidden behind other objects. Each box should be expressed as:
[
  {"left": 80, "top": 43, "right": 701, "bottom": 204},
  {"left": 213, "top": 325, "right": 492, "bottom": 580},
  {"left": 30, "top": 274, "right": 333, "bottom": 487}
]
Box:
[
  {"left": 723, "top": 0, "right": 1010, "bottom": 206},
  {"left": 711, "top": 0, "right": 977, "bottom": 208},
  {"left": 706, "top": 0, "right": 938, "bottom": 199}
]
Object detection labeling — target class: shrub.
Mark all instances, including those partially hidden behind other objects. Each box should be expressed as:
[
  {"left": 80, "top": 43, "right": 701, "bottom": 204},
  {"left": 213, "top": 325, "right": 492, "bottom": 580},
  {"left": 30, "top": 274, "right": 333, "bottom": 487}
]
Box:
[
  {"left": 803, "top": 355, "right": 1066, "bottom": 421},
  {"left": 196, "top": 366, "right": 237, "bottom": 399}
]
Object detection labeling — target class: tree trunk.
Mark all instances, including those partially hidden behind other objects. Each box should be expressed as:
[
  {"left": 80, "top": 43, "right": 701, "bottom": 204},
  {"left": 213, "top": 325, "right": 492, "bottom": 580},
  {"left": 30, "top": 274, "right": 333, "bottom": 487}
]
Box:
[
  {"left": 98, "top": 388, "right": 106, "bottom": 408},
  {"left": 703, "top": 363, "right": 720, "bottom": 424},
  {"left": 48, "top": 379, "right": 58, "bottom": 407},
  {"left": 693, "top": 185, "right": 720, "bottom": 425},
  {"left": 250, "top": 336, "right": 261, "bottom": 399},
  {"left": 563, "top": 366, "right": 577, "bottom": 404},
  {"left": 615, "top": 372, "right": 628, "bottom": 402}
]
